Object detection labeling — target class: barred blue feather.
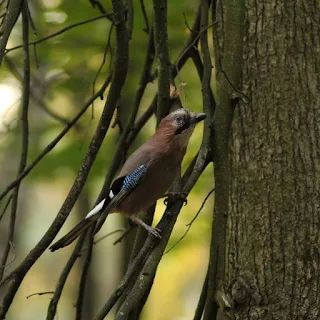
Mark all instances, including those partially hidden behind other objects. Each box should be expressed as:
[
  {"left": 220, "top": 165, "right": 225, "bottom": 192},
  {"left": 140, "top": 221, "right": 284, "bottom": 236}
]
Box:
[{"left": 123, "top": 164, "right": 148, "bottom": 191}]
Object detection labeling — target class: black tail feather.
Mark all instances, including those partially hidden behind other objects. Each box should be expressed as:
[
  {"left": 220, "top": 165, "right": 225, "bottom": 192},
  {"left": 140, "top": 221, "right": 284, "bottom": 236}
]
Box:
[{"left": 49, "top": 218, "right": 94, "bottom": 252}]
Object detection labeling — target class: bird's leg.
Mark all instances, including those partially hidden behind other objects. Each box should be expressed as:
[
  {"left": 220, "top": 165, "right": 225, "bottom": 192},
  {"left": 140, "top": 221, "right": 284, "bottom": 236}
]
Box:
[
  {"left": 129, "top": 215, "right": 162, "bottom": 239},
  {"left": 164, "top": 192, "right": 188, "bottom": 207}
]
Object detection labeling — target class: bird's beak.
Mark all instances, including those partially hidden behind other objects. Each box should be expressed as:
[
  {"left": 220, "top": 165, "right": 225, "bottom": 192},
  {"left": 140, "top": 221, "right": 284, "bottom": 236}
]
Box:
[{"left": 191, "top": 112, "right": 207, "bottom": 124}]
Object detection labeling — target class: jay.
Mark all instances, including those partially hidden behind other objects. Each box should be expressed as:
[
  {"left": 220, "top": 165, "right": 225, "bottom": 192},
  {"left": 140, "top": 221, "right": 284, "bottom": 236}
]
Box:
[{"left": 50, "top": 108, "right": 206, "bottom": 251}]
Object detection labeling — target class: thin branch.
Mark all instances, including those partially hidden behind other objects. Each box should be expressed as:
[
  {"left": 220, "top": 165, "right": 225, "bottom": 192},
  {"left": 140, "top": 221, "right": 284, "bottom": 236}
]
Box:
[
  {"left": 0, "top": 0, "right": 22, "bottom": 65},
  {"left": 175, "top": 24, "right": 215, "bottom": 75},
  {"left": 164, "top": 188, "right": 215, "bottom": 254},
  {"left": 127, "top": 0, "right": 134, "bottom": 40},
  {"left": 25, "top": 0, "right": 36, "bottom": 35},
  {"left": 0, "top": 4, "right": 30, "bottom": 281},
  {"left": 0, "top": 241, "right": 16, "bottom": 269},
  {"left": 75, "top": 230, "right": 94, "bottom": 320},
  {"left": 91, "top": 22, "right": 114, "bottom": 119},
  {"left": 125, "top": 8, "right": 203, "bottom": 147},
  {"left": 4, "top": 13, "right": 113, "bottom": 55},
  {"left": 0, "top": 73, "right": 112, "bottom": 202},
  {"left": 194, "top": 271, "right": 209, "bottom": 320},
  {"left": 26, "top": 291, "right": 54, "bottom": 299},
  {"left": 95, "top": 228, "right": 126, "bottom": 245},
  {"left": 139, "top": 0, "right": 149, "bottom": 33},
  {"left": 0, "top": 194, "right": 12, "bottom": 222},
  {"left": 183, "top": 12, "right": 194, "bottom": 32},
  {"left": 94, "top": 237, "right": 156, "bottom": 320},
  {"left": 89, "top": 0, "right": 109, "bottom": 16},
  {"left": 113, "top": 225, "right": 135, "bottom": 245},
  {"left": 47, "top": 234, "right": 86, "bottom": 320},
  {"left": 153, "top": 0, "right": 171, "bottom": 123},
  {"left": 47, "top": 192, "right": 90, "bottom": 320}
]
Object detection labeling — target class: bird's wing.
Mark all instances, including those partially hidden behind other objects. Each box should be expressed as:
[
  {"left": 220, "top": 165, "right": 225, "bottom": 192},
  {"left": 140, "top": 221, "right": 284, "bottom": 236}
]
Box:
[{"left": 94, "top": 164, "right": 148, "bottom": 233}]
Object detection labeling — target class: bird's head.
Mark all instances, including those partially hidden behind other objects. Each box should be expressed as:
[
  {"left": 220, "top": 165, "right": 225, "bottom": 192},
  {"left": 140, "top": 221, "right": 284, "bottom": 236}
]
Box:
[
  {"left": 158, "top": 108, "right": 207, "bottom": 148},
  {"left": 168, "top": 108, "right": 207, "bottom": 134}
]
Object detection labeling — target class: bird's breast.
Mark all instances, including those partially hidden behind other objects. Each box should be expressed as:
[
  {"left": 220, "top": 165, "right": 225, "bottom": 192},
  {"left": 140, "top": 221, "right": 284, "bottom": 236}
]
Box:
[{"left": 116, "top": 154, "right": 181, "bottom": 215}]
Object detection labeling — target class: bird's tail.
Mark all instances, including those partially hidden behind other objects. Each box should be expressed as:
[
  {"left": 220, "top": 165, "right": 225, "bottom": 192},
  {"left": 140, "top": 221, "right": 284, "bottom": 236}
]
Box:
[{"left": 49, "top": 218, "right": 94, "bottom": 252}]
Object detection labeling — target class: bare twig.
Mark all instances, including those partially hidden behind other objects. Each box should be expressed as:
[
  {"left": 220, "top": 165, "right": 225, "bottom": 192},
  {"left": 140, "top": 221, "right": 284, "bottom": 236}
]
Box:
[
  {"left": 164, "top": 188, "right": 215, "bottom": 254},
  {"left": 25, "top": 0, "right": 36, "bottom": 35},
  {"left": 26, "top": 291, "right": 54, "bottom": 299},
  {"left": 4, "top": 14, "right": 113, "bottom": 55},
  {"left": 0, "top": 241, "right": 16, "bottom": 269},
  {"left": 79, "top": 228, "right": 127, "bottom": 253},
  {"left": 91, "top": 22, "right": 114, "bottom": 119},
  {"left": 0, "top": 73, "right": 112, "bottom": 202},
  {"left": 95, "top": 228, "right": 126, "bottom": 245},
  {"left": 183, "top": 12, "right": 195, "bottom": 32},
  {"left": 89, "top": 0, "right": 110, "bottom": 16},
  {"left": 153, "top": 0, "right": 171, "bottom": 123},
  {"left": 0, "top": 194, "right": 12, "bottom": 222},
  {"left": 194, "top": 271, "right": 209, "bottom": 320},
  {"left": 0, "top": 4, "right": 30, "bottom": 281},
  {"left": 0, "top": 0, "right": 22, "bottom": 65},
  {"left": 127, "top": 0, "right": 134, "bottom": 40},
  {"left": 113, "top": 226, "right": 135, "bottom": 245},
  {"left": 139, "top": 0, "right": 149, "bottom": 33},
  {"left": 47, "top": 235, "right": 85, "bottom": 320},
  {"left": 94, "top": 237, "right": 156, "bottom": 320}
]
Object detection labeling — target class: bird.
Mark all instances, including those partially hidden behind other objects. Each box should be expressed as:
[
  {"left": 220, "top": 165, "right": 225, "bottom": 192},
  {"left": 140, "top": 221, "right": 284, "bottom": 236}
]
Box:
[{"left": 49, "top": 108, "right": 206, "bottom": 251}]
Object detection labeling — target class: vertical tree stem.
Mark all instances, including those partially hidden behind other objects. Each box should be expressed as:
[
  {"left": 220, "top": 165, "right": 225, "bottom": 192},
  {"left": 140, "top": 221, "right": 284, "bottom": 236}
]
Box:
[{"left": 0, "top": 2, "right": 29, "bottom": 281}]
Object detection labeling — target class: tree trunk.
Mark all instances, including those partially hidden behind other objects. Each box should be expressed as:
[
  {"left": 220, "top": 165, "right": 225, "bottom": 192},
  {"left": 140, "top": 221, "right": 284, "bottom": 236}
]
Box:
[{"left": 226, "top": 0, "right": 320, "bottom": 319}]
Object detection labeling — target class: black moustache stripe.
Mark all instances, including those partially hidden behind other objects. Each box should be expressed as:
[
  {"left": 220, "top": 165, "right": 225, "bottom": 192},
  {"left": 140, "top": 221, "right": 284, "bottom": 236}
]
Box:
[{"left": 176, "top": 119, "right": 190, "bottom": 134}]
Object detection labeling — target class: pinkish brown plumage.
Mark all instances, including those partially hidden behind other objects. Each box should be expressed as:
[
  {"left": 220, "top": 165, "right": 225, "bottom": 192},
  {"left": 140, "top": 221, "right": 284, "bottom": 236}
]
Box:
[{"left": 50, "top": 109, "right": 206, "bottom": 251}]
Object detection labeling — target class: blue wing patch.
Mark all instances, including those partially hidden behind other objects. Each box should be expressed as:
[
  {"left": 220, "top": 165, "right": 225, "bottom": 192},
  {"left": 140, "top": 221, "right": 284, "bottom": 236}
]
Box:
[{"left": 123, "top": 164, "right": 148, "bottom": 191}]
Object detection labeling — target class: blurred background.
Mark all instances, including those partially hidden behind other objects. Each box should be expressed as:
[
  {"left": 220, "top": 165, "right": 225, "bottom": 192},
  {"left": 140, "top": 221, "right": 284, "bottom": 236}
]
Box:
[{"left": 0, "top": 0, "right": 214, "bottom": 319}]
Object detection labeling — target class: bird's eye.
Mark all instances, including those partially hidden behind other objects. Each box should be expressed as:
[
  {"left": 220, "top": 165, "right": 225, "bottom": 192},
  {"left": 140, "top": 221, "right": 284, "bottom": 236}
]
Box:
[{"left": 175, "top": 116, "right": 182, "bottom": 123}]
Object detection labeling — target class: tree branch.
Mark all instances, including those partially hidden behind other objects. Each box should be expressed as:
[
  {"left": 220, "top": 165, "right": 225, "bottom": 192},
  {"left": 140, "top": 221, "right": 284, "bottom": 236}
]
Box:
[
  {"left": 4, "top": 13, "right": 113, "bottom": 55},
  {"left": 0, "top": 6, "right": 129, "bottom": 312},
  {"left": 153, "top": 0, "right": 171, "bottom": 123},
  {"left": 0, "top": 3, "right": 29, "bottom": 281},
  {"left": 0, "top": 0, "right": 22, "bottom": 65},
  {"left": 0, "top": 194, "right": 12, "bottom": 222},
  {"left": 164, "top": 188, "right": 215, "bottom": 255},
  {"left": 194, "top": 271, "right": 209, "bottom": 320},
  {"left": 44, "top": 2, "right": 130, "bottom": 320},
  {"left": 139, "top": 0, "right": 149, "bottom": 33},
  {"left": 46, "top": 235, "right": 85, "bottom": 320},
  {"left": 0, "top": 73, "right": 112, "bottom": 202},
  {"left": 94, "top": 236, "right": 156, "bottom": 320}
]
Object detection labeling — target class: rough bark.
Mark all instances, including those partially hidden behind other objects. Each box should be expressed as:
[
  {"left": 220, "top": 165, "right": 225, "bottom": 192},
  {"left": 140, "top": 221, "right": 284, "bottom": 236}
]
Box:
[{"left": 226, "top": 0, "right": 320, "bottom": 319}]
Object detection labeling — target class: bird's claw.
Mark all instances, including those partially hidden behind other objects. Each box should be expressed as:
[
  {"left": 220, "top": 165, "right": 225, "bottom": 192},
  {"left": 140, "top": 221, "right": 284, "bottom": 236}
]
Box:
[
  {"left": 148, "top": 227, "right": 162, "bottom": 239},
  {"left": 164, "top": 192, "right": 188, "bottom": 207}
]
